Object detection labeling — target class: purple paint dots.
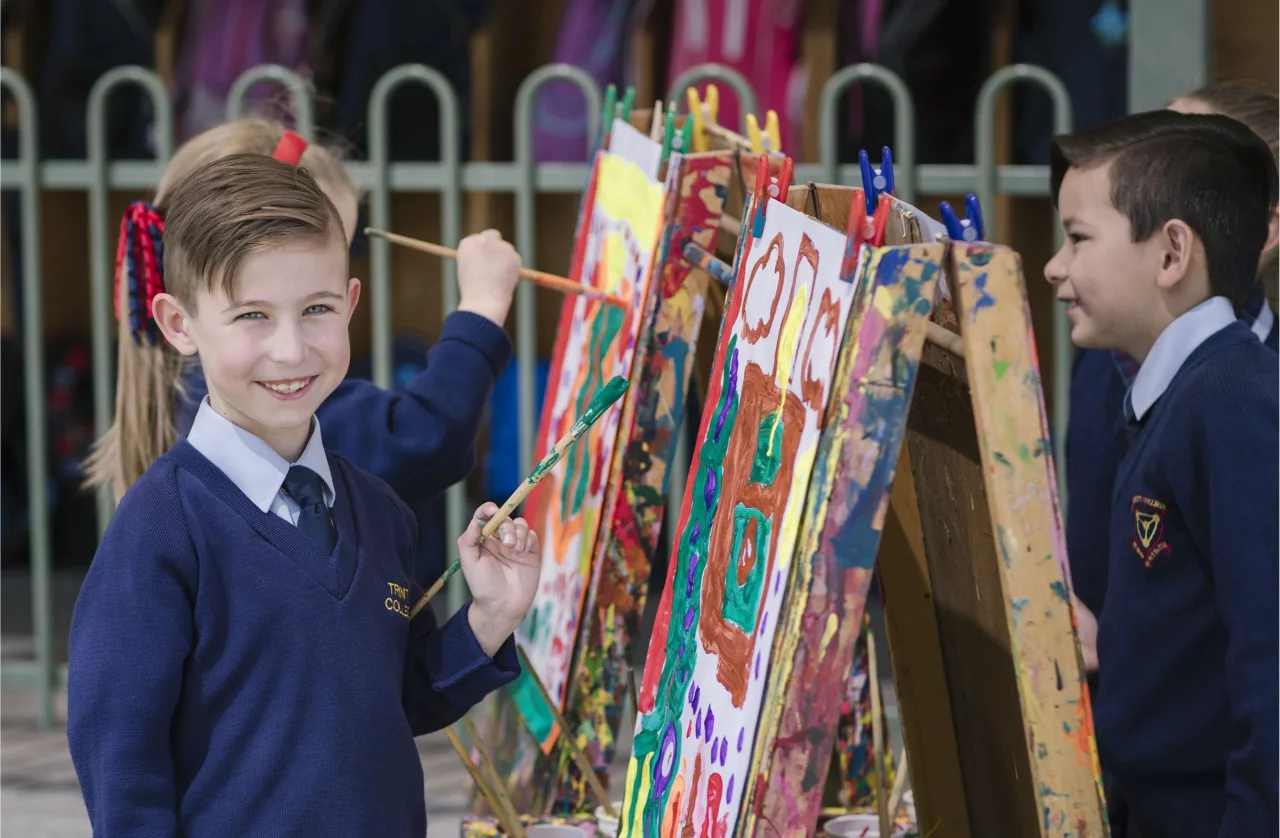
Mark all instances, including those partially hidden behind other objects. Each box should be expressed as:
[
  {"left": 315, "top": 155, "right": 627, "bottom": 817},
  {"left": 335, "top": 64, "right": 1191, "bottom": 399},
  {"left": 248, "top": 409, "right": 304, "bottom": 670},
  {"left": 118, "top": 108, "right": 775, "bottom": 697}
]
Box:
[
  {"left": 684, "top": 608, "right": 696, "bottom": 631},
  {"left": 705, "top": 708, "right": 715, "bottom": 742},
  {"left": 689, "top": 521, "right": 700, "bottom": 544},
  {"left": 703, "top": 469, "right": 717, "bottom": 508},
  {"left": 774, "top": 569, "right": 783, "bottom": 594},
  {"left": 760, "top": 611, "right": 769, "bottom": 634},
  {"left": 695, "top": 709, "right": 703, "bottom": 737},
  {"left": 738, "top": 729, "right": 745, "bottom": 752},
  {"left": 755, "top": 652, "right": 761, "bottom": 680},
  {"left": 727, "top": 775, "right": 735, "bottom": 804},
  {"left": 694, "top": 685, "right": 701, "bottom": 710}
]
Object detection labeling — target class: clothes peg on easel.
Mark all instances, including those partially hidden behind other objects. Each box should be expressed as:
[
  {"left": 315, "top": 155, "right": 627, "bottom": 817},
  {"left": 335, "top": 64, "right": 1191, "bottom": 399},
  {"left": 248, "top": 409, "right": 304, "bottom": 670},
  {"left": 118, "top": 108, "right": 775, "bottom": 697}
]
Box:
[
  {"left": 840, "top": 189, "right": 893, "bottom": 279},
  {"left": 660, "top": 103, "right": 679, "bottom": 170},
  {"left": 597, "top": 84, "right": 618, "bottom": 151},
  {"left": 686, "top": 84, "right": 719, "bottom": 153},
  {"left": 750, "top": 153, "right": 795, "bottom": 237},
  {"left": 649, "top": 100, "right": 664, "bottom": 141},
  {"left": 939, "top": 193, "right": 985, "bottom": 242},
  {"left": 746, "top": 110, "right": 781, "bottom": 155},
  {"left": 858, "top": 146, "right": 896, "bottom": 214},
  {"left": 619, "top": 86, "right": 636, "bottom": 123}
]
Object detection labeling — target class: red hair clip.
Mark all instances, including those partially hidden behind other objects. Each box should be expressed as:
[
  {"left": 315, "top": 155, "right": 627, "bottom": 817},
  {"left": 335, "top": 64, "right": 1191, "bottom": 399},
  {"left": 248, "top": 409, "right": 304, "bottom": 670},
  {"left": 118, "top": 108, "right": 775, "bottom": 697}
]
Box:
[
  {"left": 271, "top": 130, "right": 308, "bottom": 166},
  {"left": 114, "top": 201, "right": 166, "bottom": 345}
]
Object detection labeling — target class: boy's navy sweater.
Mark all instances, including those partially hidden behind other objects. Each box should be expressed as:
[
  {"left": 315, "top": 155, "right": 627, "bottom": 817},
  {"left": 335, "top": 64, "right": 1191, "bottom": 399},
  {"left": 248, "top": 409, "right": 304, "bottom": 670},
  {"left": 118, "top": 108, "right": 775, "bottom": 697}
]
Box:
[
  {"left": 1067, "top": 312, "right": 1276, "bottom": 615},
  {"left": 68, "top": 440, "right": 519, "bottom": 837},
  {"left": 175, "top": 310, "right": 512, "bottom": 504},
  {"left": 1095, "top": 321, "right": 1279, "bottom": 838}
]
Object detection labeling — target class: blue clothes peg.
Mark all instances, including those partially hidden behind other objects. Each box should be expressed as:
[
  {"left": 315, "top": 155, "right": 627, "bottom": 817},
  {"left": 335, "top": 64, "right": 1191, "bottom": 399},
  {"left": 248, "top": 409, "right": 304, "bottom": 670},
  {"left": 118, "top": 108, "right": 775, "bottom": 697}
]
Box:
[
  {"left": 939, "top": 193, "right": 985, "bottom": 242},
  {"left": 858, "top": 146, "right": 895, "bottom": 214}
]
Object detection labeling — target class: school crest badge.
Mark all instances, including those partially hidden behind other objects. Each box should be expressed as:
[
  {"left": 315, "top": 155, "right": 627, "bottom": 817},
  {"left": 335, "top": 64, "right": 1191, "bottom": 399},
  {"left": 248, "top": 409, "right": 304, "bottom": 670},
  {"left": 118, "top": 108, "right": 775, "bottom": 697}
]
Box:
[{"left": 1130, "top": 495, "right": 1172, "bottom": 567}]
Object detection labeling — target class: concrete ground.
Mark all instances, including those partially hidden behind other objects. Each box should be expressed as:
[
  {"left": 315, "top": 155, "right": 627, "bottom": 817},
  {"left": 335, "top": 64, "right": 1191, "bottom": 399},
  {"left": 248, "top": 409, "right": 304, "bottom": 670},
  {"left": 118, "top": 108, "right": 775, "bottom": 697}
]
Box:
[{"left": 1, "top": 569, "right": 899, "bottom": 836}]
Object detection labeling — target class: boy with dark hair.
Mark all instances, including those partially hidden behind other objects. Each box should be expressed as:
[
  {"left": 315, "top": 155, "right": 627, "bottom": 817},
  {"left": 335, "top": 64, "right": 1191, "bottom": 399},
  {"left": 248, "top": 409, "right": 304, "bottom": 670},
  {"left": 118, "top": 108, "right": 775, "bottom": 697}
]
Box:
[{"left": 1046, "top": 110, "right": 1279, "bottom": 838}]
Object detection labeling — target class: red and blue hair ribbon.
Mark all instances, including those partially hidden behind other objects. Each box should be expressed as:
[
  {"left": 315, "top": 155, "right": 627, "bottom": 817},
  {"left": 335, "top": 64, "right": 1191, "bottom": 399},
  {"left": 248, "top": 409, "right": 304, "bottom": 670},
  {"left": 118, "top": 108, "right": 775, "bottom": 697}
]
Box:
[{"left": 114, "top": 201, "right": 165, "bottom": 346}]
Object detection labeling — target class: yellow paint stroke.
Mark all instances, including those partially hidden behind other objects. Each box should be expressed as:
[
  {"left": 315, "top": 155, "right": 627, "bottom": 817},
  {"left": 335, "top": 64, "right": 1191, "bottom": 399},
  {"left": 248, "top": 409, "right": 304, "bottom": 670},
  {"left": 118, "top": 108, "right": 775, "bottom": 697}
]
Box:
[
  {"left": 819, "top": 612, "right": 840, "bottom": 654},
  {"left": 766, "top": 282, "right": 809, "bottom": 458},
  {"left": 596, "top": 154, "right": 666, "bottom": 249},
  {"left": 777, "top": 446, "right": 817, "bottom": 572},
  {"left": 602, "top": 232, "right": 629, "bottom": 296},
  {"left": 620, "top": 752, "right": 650, "bottom": 838}
]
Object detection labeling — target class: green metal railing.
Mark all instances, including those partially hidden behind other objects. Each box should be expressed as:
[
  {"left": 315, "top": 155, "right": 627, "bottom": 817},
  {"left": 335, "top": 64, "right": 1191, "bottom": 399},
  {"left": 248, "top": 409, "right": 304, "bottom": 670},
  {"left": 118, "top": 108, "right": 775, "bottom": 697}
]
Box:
[{"left": 0, "top": 61, "right": 1070, "bottom": 729}]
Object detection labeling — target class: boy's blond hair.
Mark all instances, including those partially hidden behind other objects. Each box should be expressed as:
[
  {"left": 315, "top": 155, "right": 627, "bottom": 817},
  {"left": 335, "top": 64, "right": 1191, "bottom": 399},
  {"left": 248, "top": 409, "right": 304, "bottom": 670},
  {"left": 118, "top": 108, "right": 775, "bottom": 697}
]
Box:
[{"left": 84, "top": 120, "right": 355, "bottom": 502}]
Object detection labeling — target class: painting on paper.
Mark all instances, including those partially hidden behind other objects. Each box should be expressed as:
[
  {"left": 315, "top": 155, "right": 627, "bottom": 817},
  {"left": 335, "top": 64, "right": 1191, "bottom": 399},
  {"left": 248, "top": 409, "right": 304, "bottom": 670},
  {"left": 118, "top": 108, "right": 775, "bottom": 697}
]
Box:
[
  {"left": 512, "top": 149, "right": 668, "bottom": 752},
  {"left": 744, "top": 243, "right": 944, "bottom": 837},
  {"left": 556, "top": 152, "right": 732, "bottom": 806},
  {"left": 619, "top": 196, "right": 855, "bottom": 838}
]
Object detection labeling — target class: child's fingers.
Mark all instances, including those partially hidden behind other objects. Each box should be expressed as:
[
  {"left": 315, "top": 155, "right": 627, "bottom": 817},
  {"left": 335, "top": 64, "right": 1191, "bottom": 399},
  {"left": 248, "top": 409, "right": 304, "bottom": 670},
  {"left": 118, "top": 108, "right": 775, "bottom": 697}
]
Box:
[
  {"left": 512, "top": 519, "right": 530, "bottom": 553},
  {"left": 524, "top": 528, "right": 540, "bottom": 558},
  {"left": 473, "top": 502, "right": 501, "bottom": 529},
  {"left": 457, "top": 515, "right": 482, "bottom": 550},
  {"left": 498, "top": 519, "right": 515, "bottom": 547},
  {"left": 480, "top": 228, "right": 502, "bottom": 242}
]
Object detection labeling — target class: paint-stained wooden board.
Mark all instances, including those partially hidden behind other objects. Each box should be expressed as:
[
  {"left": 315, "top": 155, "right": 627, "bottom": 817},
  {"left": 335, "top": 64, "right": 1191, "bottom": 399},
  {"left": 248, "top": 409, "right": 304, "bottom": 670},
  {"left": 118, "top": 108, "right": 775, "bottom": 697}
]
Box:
[
  {"left": 895, "top": 324, "right": 1036, "bottom": 837},
  {"left": 743, "top": 243, "right": 946, "bottom": 838},
  {"left": 951, "top": 245, "right": 1105, "bottom": 836},
  {"left": 881, "top": 244, "right": 1106, "bottom": 838}
]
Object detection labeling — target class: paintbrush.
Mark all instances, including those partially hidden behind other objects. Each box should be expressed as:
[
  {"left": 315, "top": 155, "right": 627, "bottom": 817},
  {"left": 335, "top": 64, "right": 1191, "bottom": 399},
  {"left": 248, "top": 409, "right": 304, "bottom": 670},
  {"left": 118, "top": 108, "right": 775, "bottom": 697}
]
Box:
[
  {"left": 408, "top": 376, "right": 631, "bottom": 619},
  {"left": 365, "top": 227, "right": 630, "bottom": 310},
  {"left": 444, "top": 726, "right": 524, "bottom": 838},
  {"left": 460, "top": 716, "right": 527, "bottom": 838},
  {"left": 514, "top": 644, "right": 617, "bottom": 816}
]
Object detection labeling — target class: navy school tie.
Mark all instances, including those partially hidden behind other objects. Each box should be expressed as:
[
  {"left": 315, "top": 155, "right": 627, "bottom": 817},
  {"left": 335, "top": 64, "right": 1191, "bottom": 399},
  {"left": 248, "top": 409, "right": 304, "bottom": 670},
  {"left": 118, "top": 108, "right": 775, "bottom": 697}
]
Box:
[{"left": 283, "top": 466, "right": 336, "bottom": 553}]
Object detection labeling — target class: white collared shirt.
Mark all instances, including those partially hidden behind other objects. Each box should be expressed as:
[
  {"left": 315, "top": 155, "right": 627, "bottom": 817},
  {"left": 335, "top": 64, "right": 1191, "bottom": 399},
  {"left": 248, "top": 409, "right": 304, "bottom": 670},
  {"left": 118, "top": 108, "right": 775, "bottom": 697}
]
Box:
[
  {"left": 1130, "top": 296, "right": 1237, "bottom": 421},
  {"left": 187, "top": 397, "right": 335, "bottom": 525},
  {"left": 1251, "top": 297, "right": 1275, "bottom": 343}
]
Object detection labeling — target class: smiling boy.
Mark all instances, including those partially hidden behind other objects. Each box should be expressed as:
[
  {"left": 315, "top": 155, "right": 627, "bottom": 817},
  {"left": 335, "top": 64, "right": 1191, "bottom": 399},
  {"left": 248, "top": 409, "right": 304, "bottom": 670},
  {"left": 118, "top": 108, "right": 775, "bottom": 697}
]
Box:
[
  {"left": 1046, "top": 111, "right": 1278, "bottom": 838},
  {"left": 68, "top": 155, "right": 541, "bottom": 836}
]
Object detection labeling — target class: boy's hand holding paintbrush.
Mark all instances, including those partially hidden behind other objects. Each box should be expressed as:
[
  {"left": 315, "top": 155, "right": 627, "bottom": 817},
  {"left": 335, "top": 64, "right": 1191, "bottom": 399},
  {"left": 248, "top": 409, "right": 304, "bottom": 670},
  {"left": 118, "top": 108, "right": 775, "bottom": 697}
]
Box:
[{"left": 460, "top": 502, "right": 541, "bottom": 657}]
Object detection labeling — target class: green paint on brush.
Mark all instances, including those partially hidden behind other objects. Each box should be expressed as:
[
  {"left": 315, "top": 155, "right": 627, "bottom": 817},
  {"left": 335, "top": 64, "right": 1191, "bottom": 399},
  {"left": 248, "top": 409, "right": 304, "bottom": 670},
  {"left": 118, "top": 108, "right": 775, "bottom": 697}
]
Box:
[
  {"left": 1049, "top": 580, "right": 1070, "bottom": 603},
  {"left": 583, "top": 375, "right": 629, "bottom": 425},
  {"left": 524, "top": 375, "right": 630, "bottom": 486},
  {"left": 994, "top": 359, "right": 1011, "bottom": 379}
]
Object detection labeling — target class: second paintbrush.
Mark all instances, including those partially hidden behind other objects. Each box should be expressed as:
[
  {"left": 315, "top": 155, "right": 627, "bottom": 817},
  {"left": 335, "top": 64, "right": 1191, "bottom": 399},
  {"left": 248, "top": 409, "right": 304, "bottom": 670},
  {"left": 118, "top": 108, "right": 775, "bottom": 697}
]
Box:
[
  {"left": 407, "top": 375, "right": 631, "bottom": 619},
  {"left": 365, "top": 227, "right": 630, "bottom": 310}
]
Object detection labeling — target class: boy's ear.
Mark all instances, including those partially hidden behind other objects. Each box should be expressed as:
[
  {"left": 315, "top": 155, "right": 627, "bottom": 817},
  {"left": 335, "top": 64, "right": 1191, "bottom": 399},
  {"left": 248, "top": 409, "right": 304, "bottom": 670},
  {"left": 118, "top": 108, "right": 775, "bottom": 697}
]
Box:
[
  {"left": 1154, "top": 218, "right": 1199, "bottom": 292},
  {"left": 152, "top": 293, "right": 198, "bottom": 356},
  {"left": 345, "top": 277, "right": 361, "bottom": 322},
  {"left": 1265, "top": 207, "right": 1279, "bottom": 254}
]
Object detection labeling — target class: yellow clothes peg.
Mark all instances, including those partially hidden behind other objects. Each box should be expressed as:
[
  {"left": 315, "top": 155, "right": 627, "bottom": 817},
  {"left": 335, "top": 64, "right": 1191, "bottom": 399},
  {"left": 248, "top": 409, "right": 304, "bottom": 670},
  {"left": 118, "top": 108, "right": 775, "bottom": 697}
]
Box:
[
  {"left": 746, "top": 109, "right": 781, "bottom": 155},
  {"left": 686, "top": 84, "right": 719, "bottom": 153}
]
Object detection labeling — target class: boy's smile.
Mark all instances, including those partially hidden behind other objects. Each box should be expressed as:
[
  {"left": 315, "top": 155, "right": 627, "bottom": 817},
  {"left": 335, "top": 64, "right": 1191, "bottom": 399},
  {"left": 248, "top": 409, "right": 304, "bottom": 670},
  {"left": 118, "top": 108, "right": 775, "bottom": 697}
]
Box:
[
  {"left": 157, "top": 237, "right": 359, "bottom": 461},
  {"left": 1045, "top": 163, "right": 1180, "bottom": 361}
]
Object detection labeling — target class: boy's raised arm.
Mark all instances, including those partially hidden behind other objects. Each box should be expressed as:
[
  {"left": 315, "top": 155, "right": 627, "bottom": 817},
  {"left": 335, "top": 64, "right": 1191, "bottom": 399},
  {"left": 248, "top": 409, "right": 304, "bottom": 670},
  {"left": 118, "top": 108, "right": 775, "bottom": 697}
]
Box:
[{"left": 317, "top": 309, "right": 512, "bottom": 503}]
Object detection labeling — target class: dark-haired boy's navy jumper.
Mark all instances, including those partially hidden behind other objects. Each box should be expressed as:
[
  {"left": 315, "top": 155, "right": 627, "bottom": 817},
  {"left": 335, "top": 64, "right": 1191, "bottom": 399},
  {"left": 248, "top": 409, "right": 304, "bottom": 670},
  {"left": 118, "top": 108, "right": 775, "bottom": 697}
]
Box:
[
  {"left": 68, "top": 406, "right": 518, "bottom": 837},
  {"left": 1066, "top": 289, "right": 1276, "bottom": 615},
  {"left": 1094, "top": 299, "right": 1279, "bottom": 838}
]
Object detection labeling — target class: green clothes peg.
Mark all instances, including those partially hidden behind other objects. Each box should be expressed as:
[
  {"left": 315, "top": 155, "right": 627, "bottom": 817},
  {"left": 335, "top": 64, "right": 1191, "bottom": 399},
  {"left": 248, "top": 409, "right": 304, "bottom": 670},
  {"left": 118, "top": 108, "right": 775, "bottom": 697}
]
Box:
[
  {"left": 599, "top": 84, "right": 618, "bottom": 149},
  {"left": 619, "top": 86, "right": 636, "bottom": 122}
]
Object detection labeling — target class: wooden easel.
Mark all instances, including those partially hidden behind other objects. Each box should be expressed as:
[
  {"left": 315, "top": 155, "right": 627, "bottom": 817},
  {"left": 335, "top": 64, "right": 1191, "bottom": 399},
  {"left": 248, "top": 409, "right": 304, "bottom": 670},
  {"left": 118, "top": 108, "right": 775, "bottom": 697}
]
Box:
[
  {"left": 731, "top": 188, "right": 1106, "bottom": 837},
  {"left": 875, "top": 243, "right": 1107, "bottom": 837}
]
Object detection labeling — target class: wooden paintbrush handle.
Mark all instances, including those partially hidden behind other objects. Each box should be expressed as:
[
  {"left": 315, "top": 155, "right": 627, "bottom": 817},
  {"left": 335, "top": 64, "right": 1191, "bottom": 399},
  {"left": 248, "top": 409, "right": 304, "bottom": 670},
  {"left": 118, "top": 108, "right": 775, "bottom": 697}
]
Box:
[{"left": 365, "top": 227, "right": 629, "bottom": 309}]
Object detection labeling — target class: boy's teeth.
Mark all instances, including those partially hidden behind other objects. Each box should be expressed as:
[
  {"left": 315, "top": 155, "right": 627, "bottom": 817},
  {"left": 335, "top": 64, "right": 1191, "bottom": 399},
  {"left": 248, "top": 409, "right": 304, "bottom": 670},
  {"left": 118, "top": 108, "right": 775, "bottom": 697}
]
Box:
[{"left": 263, "top": 379, "right": 308, "bottom": 393}]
